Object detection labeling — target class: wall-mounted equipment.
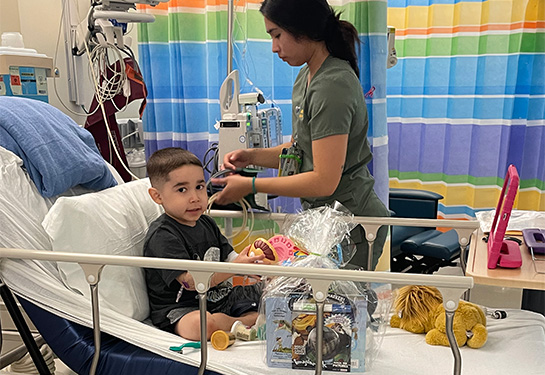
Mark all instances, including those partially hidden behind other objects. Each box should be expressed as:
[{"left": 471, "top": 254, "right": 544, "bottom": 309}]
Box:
[
  {"left": 0, "top": 32, "right": 54, "bottom": 102},
  {"left": 62, "top": 0, "right": 168, "bottom": 105}
]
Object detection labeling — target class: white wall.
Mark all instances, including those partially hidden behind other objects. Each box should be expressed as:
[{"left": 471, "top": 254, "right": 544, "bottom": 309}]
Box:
[
  {"left": 0, "top": 0, "right": 21, "bottom": 34},
  {"left": 1, "top": 0, "right": 141, "bottom": 124}
]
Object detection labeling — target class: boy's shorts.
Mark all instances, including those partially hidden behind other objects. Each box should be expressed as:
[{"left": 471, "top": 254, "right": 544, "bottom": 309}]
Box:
[{"left": 165, "top": 282, "right": 263, "bottom": 332}]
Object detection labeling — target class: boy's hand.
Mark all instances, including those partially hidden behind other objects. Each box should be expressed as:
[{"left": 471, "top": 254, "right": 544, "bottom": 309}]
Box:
[
  {"left": 233, "top": 246, "right": 265, "bottom": 264},
  {"left": 176, "top": 272, "right": 196, "bottom": 291}
]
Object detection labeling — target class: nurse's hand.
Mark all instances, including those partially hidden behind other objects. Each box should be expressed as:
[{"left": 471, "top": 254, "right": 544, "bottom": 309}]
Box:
[
  {"left": 222, "top": 149, "right": 252, "bottom": 170},
  {"left": 211, "top": 175, "right": 252, "bottom": 205}
]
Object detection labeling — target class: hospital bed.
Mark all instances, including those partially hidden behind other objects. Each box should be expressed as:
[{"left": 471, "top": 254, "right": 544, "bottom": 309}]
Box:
[
  {"left": 1, "top": 99, "right": 544, "bottom": 374},
  {"left": 1, "top": 158, "right": 544, "bottom": 375}
]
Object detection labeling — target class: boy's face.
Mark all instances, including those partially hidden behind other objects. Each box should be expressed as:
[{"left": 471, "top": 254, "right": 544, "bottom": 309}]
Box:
[{"left": 149, "top": 164, "right": 207, "bottom": 227}]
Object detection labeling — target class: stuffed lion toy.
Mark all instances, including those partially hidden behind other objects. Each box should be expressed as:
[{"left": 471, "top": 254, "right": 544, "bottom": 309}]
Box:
[{"left": 390, "top": 285, "right": 487, "bottom": 348}]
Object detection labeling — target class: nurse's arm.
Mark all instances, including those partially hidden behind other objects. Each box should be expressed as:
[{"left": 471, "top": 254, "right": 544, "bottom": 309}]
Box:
[
  {"left": 255, "top": 133, "right": 347, "bottom": 197},
  {"left": 247, "top": 140, "right": 293, "bottom": 169},
  {"left": 223, "top": 137, "right": 293, "bottom": 170}
]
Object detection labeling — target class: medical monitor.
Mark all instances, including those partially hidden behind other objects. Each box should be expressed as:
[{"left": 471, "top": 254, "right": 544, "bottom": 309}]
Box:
[{"left": 487, "top": 165, "right": 522, "bottom": 269}]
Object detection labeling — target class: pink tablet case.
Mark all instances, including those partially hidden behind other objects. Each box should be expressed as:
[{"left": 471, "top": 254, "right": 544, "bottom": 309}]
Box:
[{"left": 487, "top": 165, "right": 522, "bottom": 269}]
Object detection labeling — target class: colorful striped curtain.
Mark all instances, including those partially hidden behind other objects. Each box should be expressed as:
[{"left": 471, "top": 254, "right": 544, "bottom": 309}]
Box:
[
  {"left": 137, "top": 0, "right": 389, "bottom": 213},
  {"left": 387, "top": 0, "right": 545, "bottom": 219}
]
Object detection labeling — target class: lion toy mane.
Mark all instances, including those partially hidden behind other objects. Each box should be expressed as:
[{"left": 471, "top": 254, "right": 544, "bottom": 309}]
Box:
[{"left": 390, "top": 285, "right": 487, "bottom": 348}]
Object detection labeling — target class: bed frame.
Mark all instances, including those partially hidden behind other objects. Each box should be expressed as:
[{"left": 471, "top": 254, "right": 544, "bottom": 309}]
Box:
[{"left": 0, "top": 211, "right": 478, "bottom": 375}]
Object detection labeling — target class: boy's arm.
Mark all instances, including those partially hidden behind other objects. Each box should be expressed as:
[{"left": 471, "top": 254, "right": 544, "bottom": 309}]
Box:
[
  {"left": 212, "top": 246, "right": 267, "bottom": 285},
  {"left": 175, "top": 246, "right": 266, "bottom": 289},
  {"left": 176, "top": 270, "right": 232, "bottom": 290},
  {"left": 146, "top": 226, "right": 193, "bottom": 290},
  {"left": 176, "top": 272, "right": 196, "bottom": 290}
]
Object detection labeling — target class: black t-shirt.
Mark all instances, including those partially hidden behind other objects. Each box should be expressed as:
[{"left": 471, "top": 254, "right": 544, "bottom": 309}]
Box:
[{"left": 143, "top": 214, "right": 233, "bottom": 328}]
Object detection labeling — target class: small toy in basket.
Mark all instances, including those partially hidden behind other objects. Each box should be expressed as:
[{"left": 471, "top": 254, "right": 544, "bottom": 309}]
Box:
[
  {"left": 249, "top": 235, "right": 300, "bottom": 264},
  {"left": 291, "top": 295, "right": 353, "bottom": 372},
  {"left": 262, "top": 204, "right": 388, "bottom": 372},
  {"left": 265, "top": 292, "right": 368, "bottom": 372},
  {"left": 268, "top": 235, "right": 300, "bottom": 262}
]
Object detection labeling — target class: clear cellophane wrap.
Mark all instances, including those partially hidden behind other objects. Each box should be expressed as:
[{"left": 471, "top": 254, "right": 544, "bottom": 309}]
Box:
[{"left": 258, "top": 202, "right": 391, "bottom": 372}]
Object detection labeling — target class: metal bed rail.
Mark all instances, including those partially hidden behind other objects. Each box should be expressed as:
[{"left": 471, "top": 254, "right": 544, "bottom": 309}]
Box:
[
  {"left": 209, "top": 210, "right": 479, "bottom": 273},
  {"left": 0, "top": 214, "right": 479, "bottom": 375}
]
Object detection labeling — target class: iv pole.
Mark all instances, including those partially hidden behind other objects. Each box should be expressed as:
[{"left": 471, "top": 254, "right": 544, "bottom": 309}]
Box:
[{"left": 227, "top": 0, "right": 234, "bottom": 74}]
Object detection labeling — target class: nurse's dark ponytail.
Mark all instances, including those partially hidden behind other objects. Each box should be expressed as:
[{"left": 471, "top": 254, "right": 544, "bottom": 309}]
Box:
[
  {"left": 324, "top": 12, "right": 359, "bottom": 78},
  {"left": 260, "top": 0, "right": 360, "bottom": 78}
]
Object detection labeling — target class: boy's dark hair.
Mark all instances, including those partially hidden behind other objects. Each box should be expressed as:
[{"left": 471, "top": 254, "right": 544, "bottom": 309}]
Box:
[
  {"left": 260, "top": 0, "right": 360, "bottom": 78},
  {"left": 147, "top": 147, "right": 203, "bottom": 187}
]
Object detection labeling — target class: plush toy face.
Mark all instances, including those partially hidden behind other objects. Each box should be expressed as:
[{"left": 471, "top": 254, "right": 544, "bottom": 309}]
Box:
[{"left": 390, "top": 285, "right": 443, "bottom": 334}]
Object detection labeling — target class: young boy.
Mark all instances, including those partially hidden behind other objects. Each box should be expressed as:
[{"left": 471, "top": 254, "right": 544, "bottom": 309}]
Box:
[{"left": 144, "top": 147, "right": 264, "bottom": 340}]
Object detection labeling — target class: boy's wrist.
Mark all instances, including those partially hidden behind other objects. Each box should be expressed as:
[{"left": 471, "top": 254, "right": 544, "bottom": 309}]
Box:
[{"left": 211, "top": 272, "right": 219, "bottom": 287}]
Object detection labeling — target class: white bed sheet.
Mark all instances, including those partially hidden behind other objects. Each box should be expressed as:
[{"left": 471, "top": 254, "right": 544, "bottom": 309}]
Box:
[{"left": 2, "top": 257, "right": 544, "bottom": 375}]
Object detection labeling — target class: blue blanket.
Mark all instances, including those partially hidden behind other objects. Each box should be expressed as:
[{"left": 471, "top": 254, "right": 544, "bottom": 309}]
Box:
[{"left": 0, "top": 97, "right": 117, "bottom": 197}]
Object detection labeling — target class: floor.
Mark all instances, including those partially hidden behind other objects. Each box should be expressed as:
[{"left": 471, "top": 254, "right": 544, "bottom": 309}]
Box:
[{"left": 0, "top": 348, "right": 75, "bottom": 375}]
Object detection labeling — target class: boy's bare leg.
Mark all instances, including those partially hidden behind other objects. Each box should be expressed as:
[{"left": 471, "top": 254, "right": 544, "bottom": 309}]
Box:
[
  {"left": 238, "top": 311, "right": 259, "bottom": 326},
  {"left": 175, "top": 310, "right": 259, "bottom": 341}
]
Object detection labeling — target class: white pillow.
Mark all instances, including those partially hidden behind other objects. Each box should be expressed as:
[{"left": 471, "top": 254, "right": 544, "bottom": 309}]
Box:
[
  {"left": 42, "top": 178, "right": 164, "bottom": 321},
  {"left": 0, "top": 146, "right": 53, "bottom": 250}
]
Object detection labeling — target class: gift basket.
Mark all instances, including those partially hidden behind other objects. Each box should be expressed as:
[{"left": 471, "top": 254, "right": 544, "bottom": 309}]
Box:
[{"left": 256, "top": 202, "right": 392, "bottom": 372}]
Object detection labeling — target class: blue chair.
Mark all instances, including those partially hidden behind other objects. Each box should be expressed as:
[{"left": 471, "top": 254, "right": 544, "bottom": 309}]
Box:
[{"left": 389, "top": 189, "right": 461, "bottom": 274}]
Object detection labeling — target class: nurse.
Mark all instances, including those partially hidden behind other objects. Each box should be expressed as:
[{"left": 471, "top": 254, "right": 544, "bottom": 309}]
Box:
[{"left": 212, "top": 0, "right": 389, "bottom": 270}]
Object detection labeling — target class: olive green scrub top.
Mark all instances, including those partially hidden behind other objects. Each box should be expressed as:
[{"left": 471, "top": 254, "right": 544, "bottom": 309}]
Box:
[
  {"left": 291, "top": 55, "right": 389, "bottom": 270},
  {"left": 292, "top": 56, "right": 387, "bottom": 217}
]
